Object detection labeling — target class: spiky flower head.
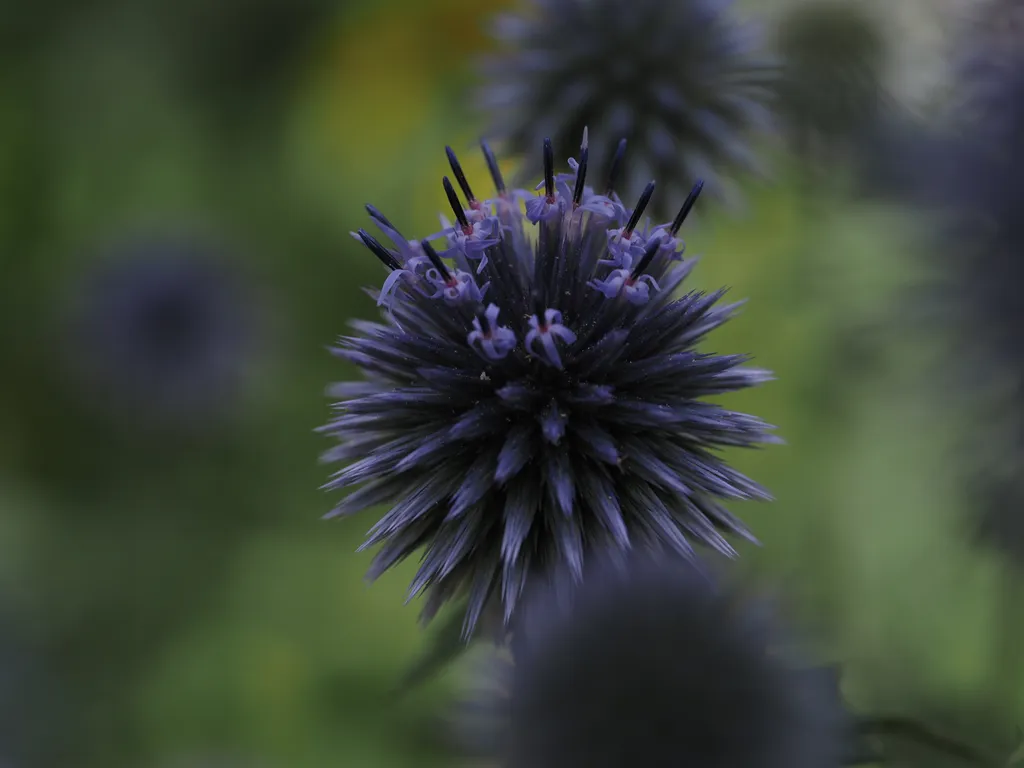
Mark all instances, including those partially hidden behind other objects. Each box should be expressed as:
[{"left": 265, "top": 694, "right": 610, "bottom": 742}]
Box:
[
  {"left": 66, "top": 237, "right": 263, "bottom": 429},
  {"left": 774, "top": 1, "right": 888, "bottom": 154},
  {"left": 322, "top": 133, "right": 776, "bottom": 635},
  {"left": 456, "top": 554, "right": 846, "bottom": 768},
  {"left": 477, "top": 0, "right": 774, "bottom": 218}
]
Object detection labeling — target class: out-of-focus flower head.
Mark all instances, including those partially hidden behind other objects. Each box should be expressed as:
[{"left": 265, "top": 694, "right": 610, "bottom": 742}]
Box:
[
  {"left": 454, "top": 553, "right": 847, "bottom": 768},
  {"left": 774, "top": 1, "right": 889, "bottom": 156},
  {"left": 65, "top": 236, "right": 264, "bottom": 431},
  {"left": 476, "top": 0, "right": 775, "bottom": 217},
  {"left": 322, "top": 132, "right": 777, "bottom": 637},
  {"left": 912, "top": 48, "right": 1024, "bottom": 564}
]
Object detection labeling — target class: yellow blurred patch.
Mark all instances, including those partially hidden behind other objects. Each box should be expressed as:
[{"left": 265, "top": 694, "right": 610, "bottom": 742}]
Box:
[
  {"left": 238, "top": 632, "right": 310, "bottom": 742},
  {"left": 314, "top": 21, "right": 434, "bottom": 172},
  {"left": 420, "top": 0, "right": 516, "bottom": 65},
  {"left": 286, "top": 0, "right": 521, "bottom": 216},
  {"left": 294, "top": 0, "right": 514, "bottom": 174}
]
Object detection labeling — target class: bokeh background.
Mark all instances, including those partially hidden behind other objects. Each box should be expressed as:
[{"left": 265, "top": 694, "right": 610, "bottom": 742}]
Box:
[{"left": 2, "top": 0, "right": 1022, "bottom": 766}]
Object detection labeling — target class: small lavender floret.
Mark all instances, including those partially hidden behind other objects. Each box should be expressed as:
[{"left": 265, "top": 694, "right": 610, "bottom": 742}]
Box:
[
  {"left": 589, "top": 268, "right": 659, "bottom": 304},
  {"left": 323, "top": 134, "right": 776, "bottom": 634},
  {"left": 525, "top": 309, "right": 577, "bottom": 368}
]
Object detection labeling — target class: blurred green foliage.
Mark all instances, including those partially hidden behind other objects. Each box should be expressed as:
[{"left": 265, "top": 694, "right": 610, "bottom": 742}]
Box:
[{"left": 0, "top": 0, "right": 1021, "bottom": 766}]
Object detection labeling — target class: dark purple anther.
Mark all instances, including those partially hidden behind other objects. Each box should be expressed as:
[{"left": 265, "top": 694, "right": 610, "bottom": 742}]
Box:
[
  {"left": 630, "top": 236, "right": 664, "bottom": 281},
  {"left": 531, "top": 288, "right": 547, "bottom": 323},
  {"left": 543, "top": 137, "right": 555, "bottom": 201},
  {"left": 420, "top": 238, "right": 453, "bottom": 281},
  {"left": 481, "top": 140, "right": 507, "bottom": 195},
  {"left": 446, "top": 146, "right": 481, "bottom": 210},
  {"left": 623, "top": 181, "right": 656, "bottom": 236},
  {"left": 356, "top": 229, "right": 401, "bottom": 271},
  {"left": 670, "top": 179, "right": 704, "bottom": 236},
  {"left": 366, "top": 204, "right": 398, "bottom": 231},
  {"left": 572, "top": 128, "right": 589, "bottom": 209},
  {"left": 443, "top": 176, "right": 473, "bottom": 234}
]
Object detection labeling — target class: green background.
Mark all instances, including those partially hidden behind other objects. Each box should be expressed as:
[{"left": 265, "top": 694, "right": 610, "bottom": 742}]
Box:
[{"left": 1, "top": 0, "right": 1020, "bottom": 766}]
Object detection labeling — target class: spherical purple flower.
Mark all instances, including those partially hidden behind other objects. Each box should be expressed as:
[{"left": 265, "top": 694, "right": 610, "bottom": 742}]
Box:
[
  {"left": 458, "top": 554, "right": 847, "bottom": 768},
  {"left": 322, "top": 134, "right": 777, "bottom": 634},
  {"left": 66, "top": 238, "right": 263, "bottom": 430},
  {"left": 477, "top": 0, "right": 775, "bottom": 217}
]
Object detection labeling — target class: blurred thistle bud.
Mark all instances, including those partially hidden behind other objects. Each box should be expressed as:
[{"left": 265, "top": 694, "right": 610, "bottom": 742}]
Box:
[
  {"left": 322, "top": 133, "right": 777, "bottom": 639},
  {"left": 476, "top": 0, "right": 776, "bottom": 217},
  {"left": 773, "top": 1, "right": 889, "bottom": 159},
  {"left": 63, "top": 236, "right": 266, "bottom": 432},
  {"left": 909, "top": 50, "right": 1024, "bottom": 564},
  {"left": 453, "top": 554, "right": 848, "bottom": 768}
]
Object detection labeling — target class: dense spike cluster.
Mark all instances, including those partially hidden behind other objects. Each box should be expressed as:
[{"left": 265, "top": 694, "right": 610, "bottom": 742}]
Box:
[
  {"left": 456, "top": 554, "right": 846, "bottom": 768},
  {"left": 476, "top": 0, "right": 774, "bottom": 217},
  {"left": 322, "top": 134, "right": 777, "bottom": 634},
  {"left": 774, "top": 1, "right": 888, "bottom": 155}
]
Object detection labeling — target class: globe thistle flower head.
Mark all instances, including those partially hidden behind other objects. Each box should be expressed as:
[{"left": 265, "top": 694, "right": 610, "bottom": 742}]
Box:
[
  {"left": 66, "top": 238, "right": 263, "bottom": 430},
  {"left": 774, "top": 1, "right": 888, "bottom": 152},
  {"left": 322, "top": 133, "right": 777, "bottom": 636},
  {"left": 477, "top": 0, "right": 775, "bottom": 218},
  {"left": 463, "top": 554, "right": 846, "bottom": 768}
]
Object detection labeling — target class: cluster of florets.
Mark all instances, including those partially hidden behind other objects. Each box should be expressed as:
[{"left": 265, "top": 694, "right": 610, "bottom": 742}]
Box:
[{"left": 322, "top": 131, "right": 776, "bottom": 635}]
